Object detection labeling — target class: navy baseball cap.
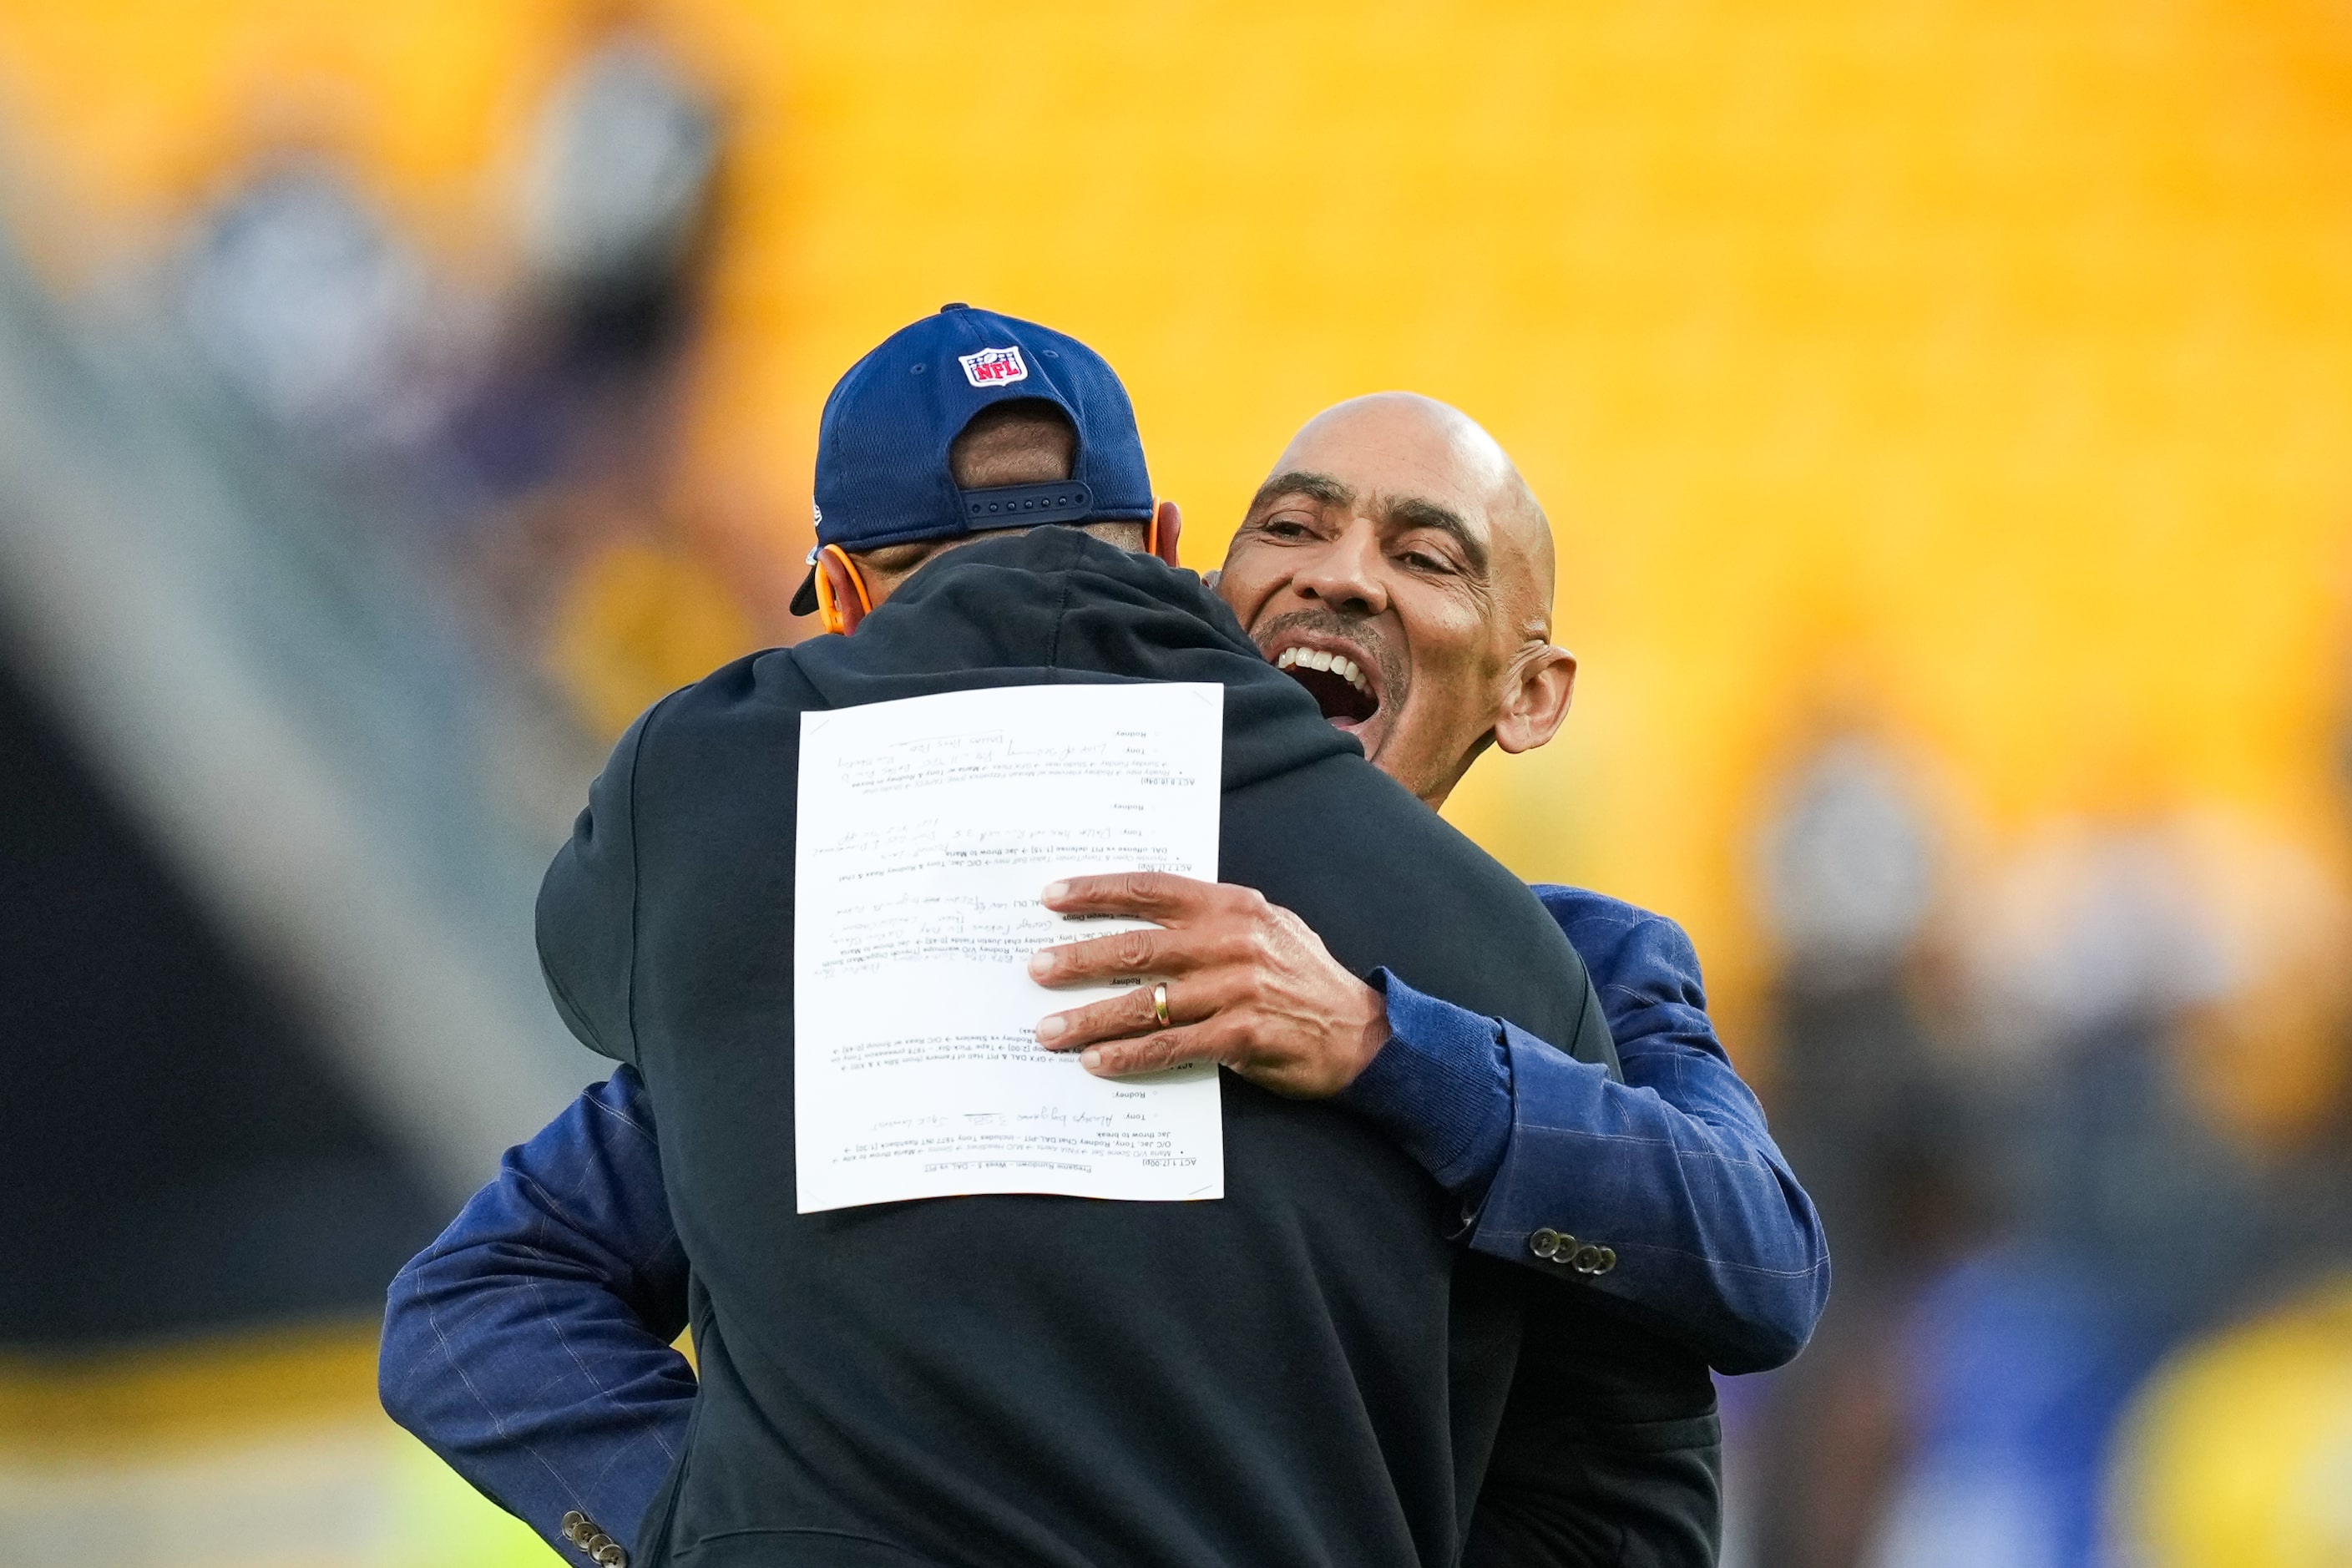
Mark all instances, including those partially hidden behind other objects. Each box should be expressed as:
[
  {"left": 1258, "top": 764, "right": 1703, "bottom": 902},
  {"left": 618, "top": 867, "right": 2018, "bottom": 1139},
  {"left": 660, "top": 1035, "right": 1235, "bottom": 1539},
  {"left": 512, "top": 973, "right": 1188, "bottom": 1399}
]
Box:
[{"left": 789, "top": 303, "right": 1154, "bottom": 615}]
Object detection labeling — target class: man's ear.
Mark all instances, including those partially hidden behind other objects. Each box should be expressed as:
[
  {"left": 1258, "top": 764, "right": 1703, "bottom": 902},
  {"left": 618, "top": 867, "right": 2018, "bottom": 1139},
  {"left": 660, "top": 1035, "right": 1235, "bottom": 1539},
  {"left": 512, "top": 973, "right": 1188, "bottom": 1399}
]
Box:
[
  {"left": 1152, "top": 500, "right": 1183, "bottom": 568},
  {"left": 1493, "top": 645, "right": 1577, "bottom": 755},
  {"left": 818, "top": 547, "right": 874, "bottom": 635}
]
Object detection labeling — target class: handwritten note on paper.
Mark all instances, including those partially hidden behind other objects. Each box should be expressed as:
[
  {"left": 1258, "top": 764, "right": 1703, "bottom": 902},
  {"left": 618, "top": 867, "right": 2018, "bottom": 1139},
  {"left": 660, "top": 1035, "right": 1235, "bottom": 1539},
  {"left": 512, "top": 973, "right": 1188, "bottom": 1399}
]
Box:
[{"left": 793, "top": 682, "right": 1225, "bottom": 1213}]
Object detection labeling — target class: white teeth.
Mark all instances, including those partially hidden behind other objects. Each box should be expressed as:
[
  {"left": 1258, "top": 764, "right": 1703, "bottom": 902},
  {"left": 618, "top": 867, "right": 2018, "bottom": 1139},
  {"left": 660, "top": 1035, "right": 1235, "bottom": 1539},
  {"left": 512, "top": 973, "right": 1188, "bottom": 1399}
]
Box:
[{"left": 1276, "top": 645, "right": 1371, "bottom": 696}]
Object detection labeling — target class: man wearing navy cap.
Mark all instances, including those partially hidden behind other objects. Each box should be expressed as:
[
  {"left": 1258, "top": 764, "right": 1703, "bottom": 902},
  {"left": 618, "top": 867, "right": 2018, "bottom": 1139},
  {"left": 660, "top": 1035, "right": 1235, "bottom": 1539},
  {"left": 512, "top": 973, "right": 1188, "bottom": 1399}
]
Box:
[
  {"left": 384, "top": 306, "right": 1824, "bottom": 1567},
  {"left": 781, "top": 304, "right": 1171, "bottom": 632}
]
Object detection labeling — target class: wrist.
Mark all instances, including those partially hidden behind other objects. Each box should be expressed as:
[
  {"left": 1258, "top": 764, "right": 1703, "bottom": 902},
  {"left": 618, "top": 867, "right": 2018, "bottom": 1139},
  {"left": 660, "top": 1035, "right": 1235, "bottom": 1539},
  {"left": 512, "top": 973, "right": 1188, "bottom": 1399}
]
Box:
[{"left": 1345, "top": 979, "right": 1393, "bottom": 1087}]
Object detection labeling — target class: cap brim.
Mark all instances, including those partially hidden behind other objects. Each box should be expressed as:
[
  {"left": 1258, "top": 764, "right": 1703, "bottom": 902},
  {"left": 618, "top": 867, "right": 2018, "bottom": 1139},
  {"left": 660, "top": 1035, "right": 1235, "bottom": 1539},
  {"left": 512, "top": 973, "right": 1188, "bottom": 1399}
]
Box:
[{"left": 789, "top": 564, "right": 820, "bottom": 618}]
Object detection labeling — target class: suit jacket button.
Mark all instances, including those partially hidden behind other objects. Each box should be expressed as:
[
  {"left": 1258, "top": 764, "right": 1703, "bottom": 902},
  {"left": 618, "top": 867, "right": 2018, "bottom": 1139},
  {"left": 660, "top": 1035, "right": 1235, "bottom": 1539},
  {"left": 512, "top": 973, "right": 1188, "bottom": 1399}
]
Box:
[
  {"left": 1591, "top": 1245, "right": 1617, "bottom": 1274},
  {"left": 594, "top": 1545, "right": 628, "bottom": 1567},
  {"left": 1570, "top": 1244, "right": 1606, "bottom": 1273},
  {"left": 1530, "top": 1227, "right": 1569, "bottom": 1260},
  {"left": 561, "top": 1513, "right": 589, "bottom": 1544}
]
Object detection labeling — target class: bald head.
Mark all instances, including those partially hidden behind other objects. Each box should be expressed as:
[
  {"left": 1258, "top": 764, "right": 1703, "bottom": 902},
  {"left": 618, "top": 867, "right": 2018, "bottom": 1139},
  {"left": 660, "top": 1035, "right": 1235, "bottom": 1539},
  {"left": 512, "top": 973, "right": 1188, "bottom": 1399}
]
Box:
[{"left": 1216, "top": 392, "right": 1580, "bottom": 808}]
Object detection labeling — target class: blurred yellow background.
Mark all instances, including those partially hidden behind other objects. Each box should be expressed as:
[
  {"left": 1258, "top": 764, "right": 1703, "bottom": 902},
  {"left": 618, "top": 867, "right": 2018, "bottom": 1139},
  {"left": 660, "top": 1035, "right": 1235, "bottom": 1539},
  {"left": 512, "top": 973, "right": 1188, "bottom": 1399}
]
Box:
[
  {"left": 5, "top": 3, "right": 2352, "bottom": 1564},
  {"left": 11, "top": 0, "right": 2352, "bottom": 1042}
]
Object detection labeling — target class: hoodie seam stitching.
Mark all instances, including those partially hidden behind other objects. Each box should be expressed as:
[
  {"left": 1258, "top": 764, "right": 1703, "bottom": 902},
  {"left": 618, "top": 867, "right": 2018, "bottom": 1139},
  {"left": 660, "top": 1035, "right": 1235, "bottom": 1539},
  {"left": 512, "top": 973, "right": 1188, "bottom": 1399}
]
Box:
[{"left": 1043, "top": 535, "right": 1075, "bottom": 669}]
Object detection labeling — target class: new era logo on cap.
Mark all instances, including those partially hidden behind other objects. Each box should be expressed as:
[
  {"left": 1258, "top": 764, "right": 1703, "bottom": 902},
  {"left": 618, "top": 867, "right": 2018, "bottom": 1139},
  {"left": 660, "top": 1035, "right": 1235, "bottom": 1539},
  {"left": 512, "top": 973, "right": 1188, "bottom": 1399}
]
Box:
[{"left": 959, "top": 346, "right": 1028, "bottom": 387}]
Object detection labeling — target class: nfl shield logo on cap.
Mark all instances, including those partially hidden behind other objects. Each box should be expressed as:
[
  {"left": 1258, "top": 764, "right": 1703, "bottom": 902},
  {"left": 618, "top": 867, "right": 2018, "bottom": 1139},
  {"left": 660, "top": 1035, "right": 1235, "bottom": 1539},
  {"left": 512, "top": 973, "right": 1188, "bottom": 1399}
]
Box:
[{"left": 959, "top": 346, "right": 1028, "bottom": 387}]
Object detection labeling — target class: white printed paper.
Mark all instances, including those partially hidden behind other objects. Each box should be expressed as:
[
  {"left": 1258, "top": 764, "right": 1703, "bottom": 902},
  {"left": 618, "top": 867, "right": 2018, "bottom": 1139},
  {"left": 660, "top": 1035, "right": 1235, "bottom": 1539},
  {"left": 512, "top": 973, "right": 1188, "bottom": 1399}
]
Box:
[{"left": 794, "top": 683, "right": 1225, "bottom": 1213}]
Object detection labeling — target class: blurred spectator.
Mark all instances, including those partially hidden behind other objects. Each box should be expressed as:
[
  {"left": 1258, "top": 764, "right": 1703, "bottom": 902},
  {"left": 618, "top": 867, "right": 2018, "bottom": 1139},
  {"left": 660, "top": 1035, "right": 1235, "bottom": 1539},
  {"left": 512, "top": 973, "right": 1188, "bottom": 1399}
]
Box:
[
  {"left": 178, "top": 160, "right": 478, "bottom": 457},
  {"left": 1754, "top": 741, "right": 1960, "bottom": 1279},
  {"left": 453, "top": 33, "right": 720, "bottom": 508},
  {"left": 1760, "top": 740, "right": 1936, "bottom": 992},
  {"left": 451, "top": 31, "right": 751, "bottom": 738},
  {"left": 1864, "top": 1254, "right": 2176, "bottom": 1568},
  {"left": 164, "top": 31, "right": 756, "bottom": 743},
  {"left": 518, "top": 34, "right": 720, "bottom": 326},
  {"left": 1745, "top": 738, "right": 1981, "bottom": 1568},
  {"left": 1859, "top": 822, "right": 2282, "bottom": 1568}
]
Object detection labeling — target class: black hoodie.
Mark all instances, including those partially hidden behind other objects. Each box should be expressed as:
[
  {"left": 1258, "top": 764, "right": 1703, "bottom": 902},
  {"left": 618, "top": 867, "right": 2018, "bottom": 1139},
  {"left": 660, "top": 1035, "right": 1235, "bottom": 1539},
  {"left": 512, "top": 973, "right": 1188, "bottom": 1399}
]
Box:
[{"left": 538, "top": 530, "right": 1628, "bottom": 1567}]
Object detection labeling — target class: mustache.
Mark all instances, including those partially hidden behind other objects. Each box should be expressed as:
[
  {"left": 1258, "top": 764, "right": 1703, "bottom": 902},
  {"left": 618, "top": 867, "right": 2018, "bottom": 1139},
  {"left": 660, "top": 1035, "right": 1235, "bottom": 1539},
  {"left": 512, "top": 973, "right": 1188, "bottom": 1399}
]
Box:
[{"left": 1249, "top": 609, "right": 1409, "bottom": 706}]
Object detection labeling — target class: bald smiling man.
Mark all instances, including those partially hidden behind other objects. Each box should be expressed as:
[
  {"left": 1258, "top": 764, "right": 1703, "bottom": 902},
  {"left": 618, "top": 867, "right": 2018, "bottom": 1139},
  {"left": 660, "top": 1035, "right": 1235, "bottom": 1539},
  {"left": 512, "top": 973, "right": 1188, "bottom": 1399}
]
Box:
[{"left": 384, "top": 389, "right": 1828, "bottom": 1566}]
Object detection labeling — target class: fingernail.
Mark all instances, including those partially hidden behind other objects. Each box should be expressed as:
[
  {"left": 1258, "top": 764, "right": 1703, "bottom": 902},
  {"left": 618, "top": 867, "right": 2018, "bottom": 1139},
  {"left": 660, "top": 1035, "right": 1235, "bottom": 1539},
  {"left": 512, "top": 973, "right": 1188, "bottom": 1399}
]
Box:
[
  {"left": 1081, "top": 1048, "right": 1104, "bottom": 1073},
  {"left": 1042, "top": 881, "right": 1069, "bottom": 903},
  {"left": 1026, "top": 951, "right": 1052, "bottom": 979},
  {"left": 1037, "top": 1014, "right": 1066, "bottom": 1043}
]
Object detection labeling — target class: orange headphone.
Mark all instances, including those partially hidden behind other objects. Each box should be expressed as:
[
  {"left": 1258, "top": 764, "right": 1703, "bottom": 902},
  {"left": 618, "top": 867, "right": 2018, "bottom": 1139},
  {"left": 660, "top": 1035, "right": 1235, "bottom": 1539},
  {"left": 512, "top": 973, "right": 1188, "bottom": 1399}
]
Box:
[
  {"left": 812, "top": 504, "right": 1158, "bottom": 636},
  {"left": 812, "top": 543, "right": 873, "bottom": 636}
]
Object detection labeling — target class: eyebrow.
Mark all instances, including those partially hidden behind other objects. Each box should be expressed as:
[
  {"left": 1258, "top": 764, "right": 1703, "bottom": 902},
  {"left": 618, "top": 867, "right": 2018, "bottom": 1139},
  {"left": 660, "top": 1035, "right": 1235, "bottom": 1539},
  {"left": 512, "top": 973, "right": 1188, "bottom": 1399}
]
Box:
[
  {"left": 1247, "top": 470, "right": 1354, "bottom": 513},
  {"left": 1383, "top": 497, "right": 1490, "bottom": 579}
]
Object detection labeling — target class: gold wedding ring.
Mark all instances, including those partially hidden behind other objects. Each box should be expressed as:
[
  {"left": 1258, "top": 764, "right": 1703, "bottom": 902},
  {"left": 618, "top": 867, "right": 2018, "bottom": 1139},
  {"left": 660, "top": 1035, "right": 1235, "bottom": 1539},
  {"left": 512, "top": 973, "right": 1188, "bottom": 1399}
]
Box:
[{"left": 1151, "top": 982, "right": 1171, "bottom": 1029}]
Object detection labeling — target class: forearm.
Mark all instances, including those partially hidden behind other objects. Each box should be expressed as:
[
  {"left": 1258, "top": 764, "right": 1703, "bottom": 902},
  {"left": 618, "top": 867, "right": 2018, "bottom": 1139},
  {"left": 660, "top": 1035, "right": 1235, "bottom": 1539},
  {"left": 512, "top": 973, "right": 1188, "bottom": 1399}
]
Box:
[
  {"left": 1341, "top": 967, "right": 1826, "bottom": 1373},
  {"left": 1331, "top": 969, "right": 1515, "bottom": 1192},
  {"left": 378, "top": 1072, "right": 699, "bottom": 1557},
  {"left": 382, "top": 1241, "right": 695, "bottom": 1557}
]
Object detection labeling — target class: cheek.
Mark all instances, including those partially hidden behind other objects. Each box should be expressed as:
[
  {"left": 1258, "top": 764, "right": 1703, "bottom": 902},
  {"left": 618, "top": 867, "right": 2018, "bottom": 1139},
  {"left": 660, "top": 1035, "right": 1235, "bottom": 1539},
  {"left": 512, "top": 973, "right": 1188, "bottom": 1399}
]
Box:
[
  {"left": 1213, "top": 552, "right": 1285, "bottom": 622},
  {"left": 1395, "top": 601, "right": 1490, "bottom": 701}
]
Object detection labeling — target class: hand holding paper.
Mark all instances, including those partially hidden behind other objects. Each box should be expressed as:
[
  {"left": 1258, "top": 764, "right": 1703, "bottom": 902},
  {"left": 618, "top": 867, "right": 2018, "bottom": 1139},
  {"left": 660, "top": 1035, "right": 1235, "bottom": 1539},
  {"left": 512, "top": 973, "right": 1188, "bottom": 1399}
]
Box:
[{"left": 1028, "top": 872, "right": 1393, "bottom": 1097}]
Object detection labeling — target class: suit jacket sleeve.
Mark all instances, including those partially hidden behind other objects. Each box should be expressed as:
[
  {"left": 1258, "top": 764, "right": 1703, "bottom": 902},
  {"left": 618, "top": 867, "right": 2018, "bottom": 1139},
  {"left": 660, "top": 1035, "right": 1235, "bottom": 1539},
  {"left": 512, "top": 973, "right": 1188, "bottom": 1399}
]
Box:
[
  {"left": 1465, "top": 894, "right": 1828, "bottom": 1373},
  {"left": 1368, "top": 892, "right": 1828, "bottom": 1375},
  {"left": 378, "top": 1068, "right": 695, "bottom": 1559}
]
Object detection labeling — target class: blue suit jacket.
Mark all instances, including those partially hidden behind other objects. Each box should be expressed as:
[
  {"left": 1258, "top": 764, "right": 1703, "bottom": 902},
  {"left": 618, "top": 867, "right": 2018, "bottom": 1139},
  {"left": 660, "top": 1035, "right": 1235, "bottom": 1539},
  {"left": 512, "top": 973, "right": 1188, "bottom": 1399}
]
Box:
[{"left": 382, "top": 885, "right": 1826, "bottom": 1557}]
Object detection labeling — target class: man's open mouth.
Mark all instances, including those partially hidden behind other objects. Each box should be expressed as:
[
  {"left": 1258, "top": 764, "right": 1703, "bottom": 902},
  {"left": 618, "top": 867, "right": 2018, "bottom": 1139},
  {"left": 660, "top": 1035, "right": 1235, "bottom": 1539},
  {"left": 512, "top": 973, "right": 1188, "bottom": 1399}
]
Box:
[{"left": 1274, "top": 644, "right": 1381, "bottom": 726}]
